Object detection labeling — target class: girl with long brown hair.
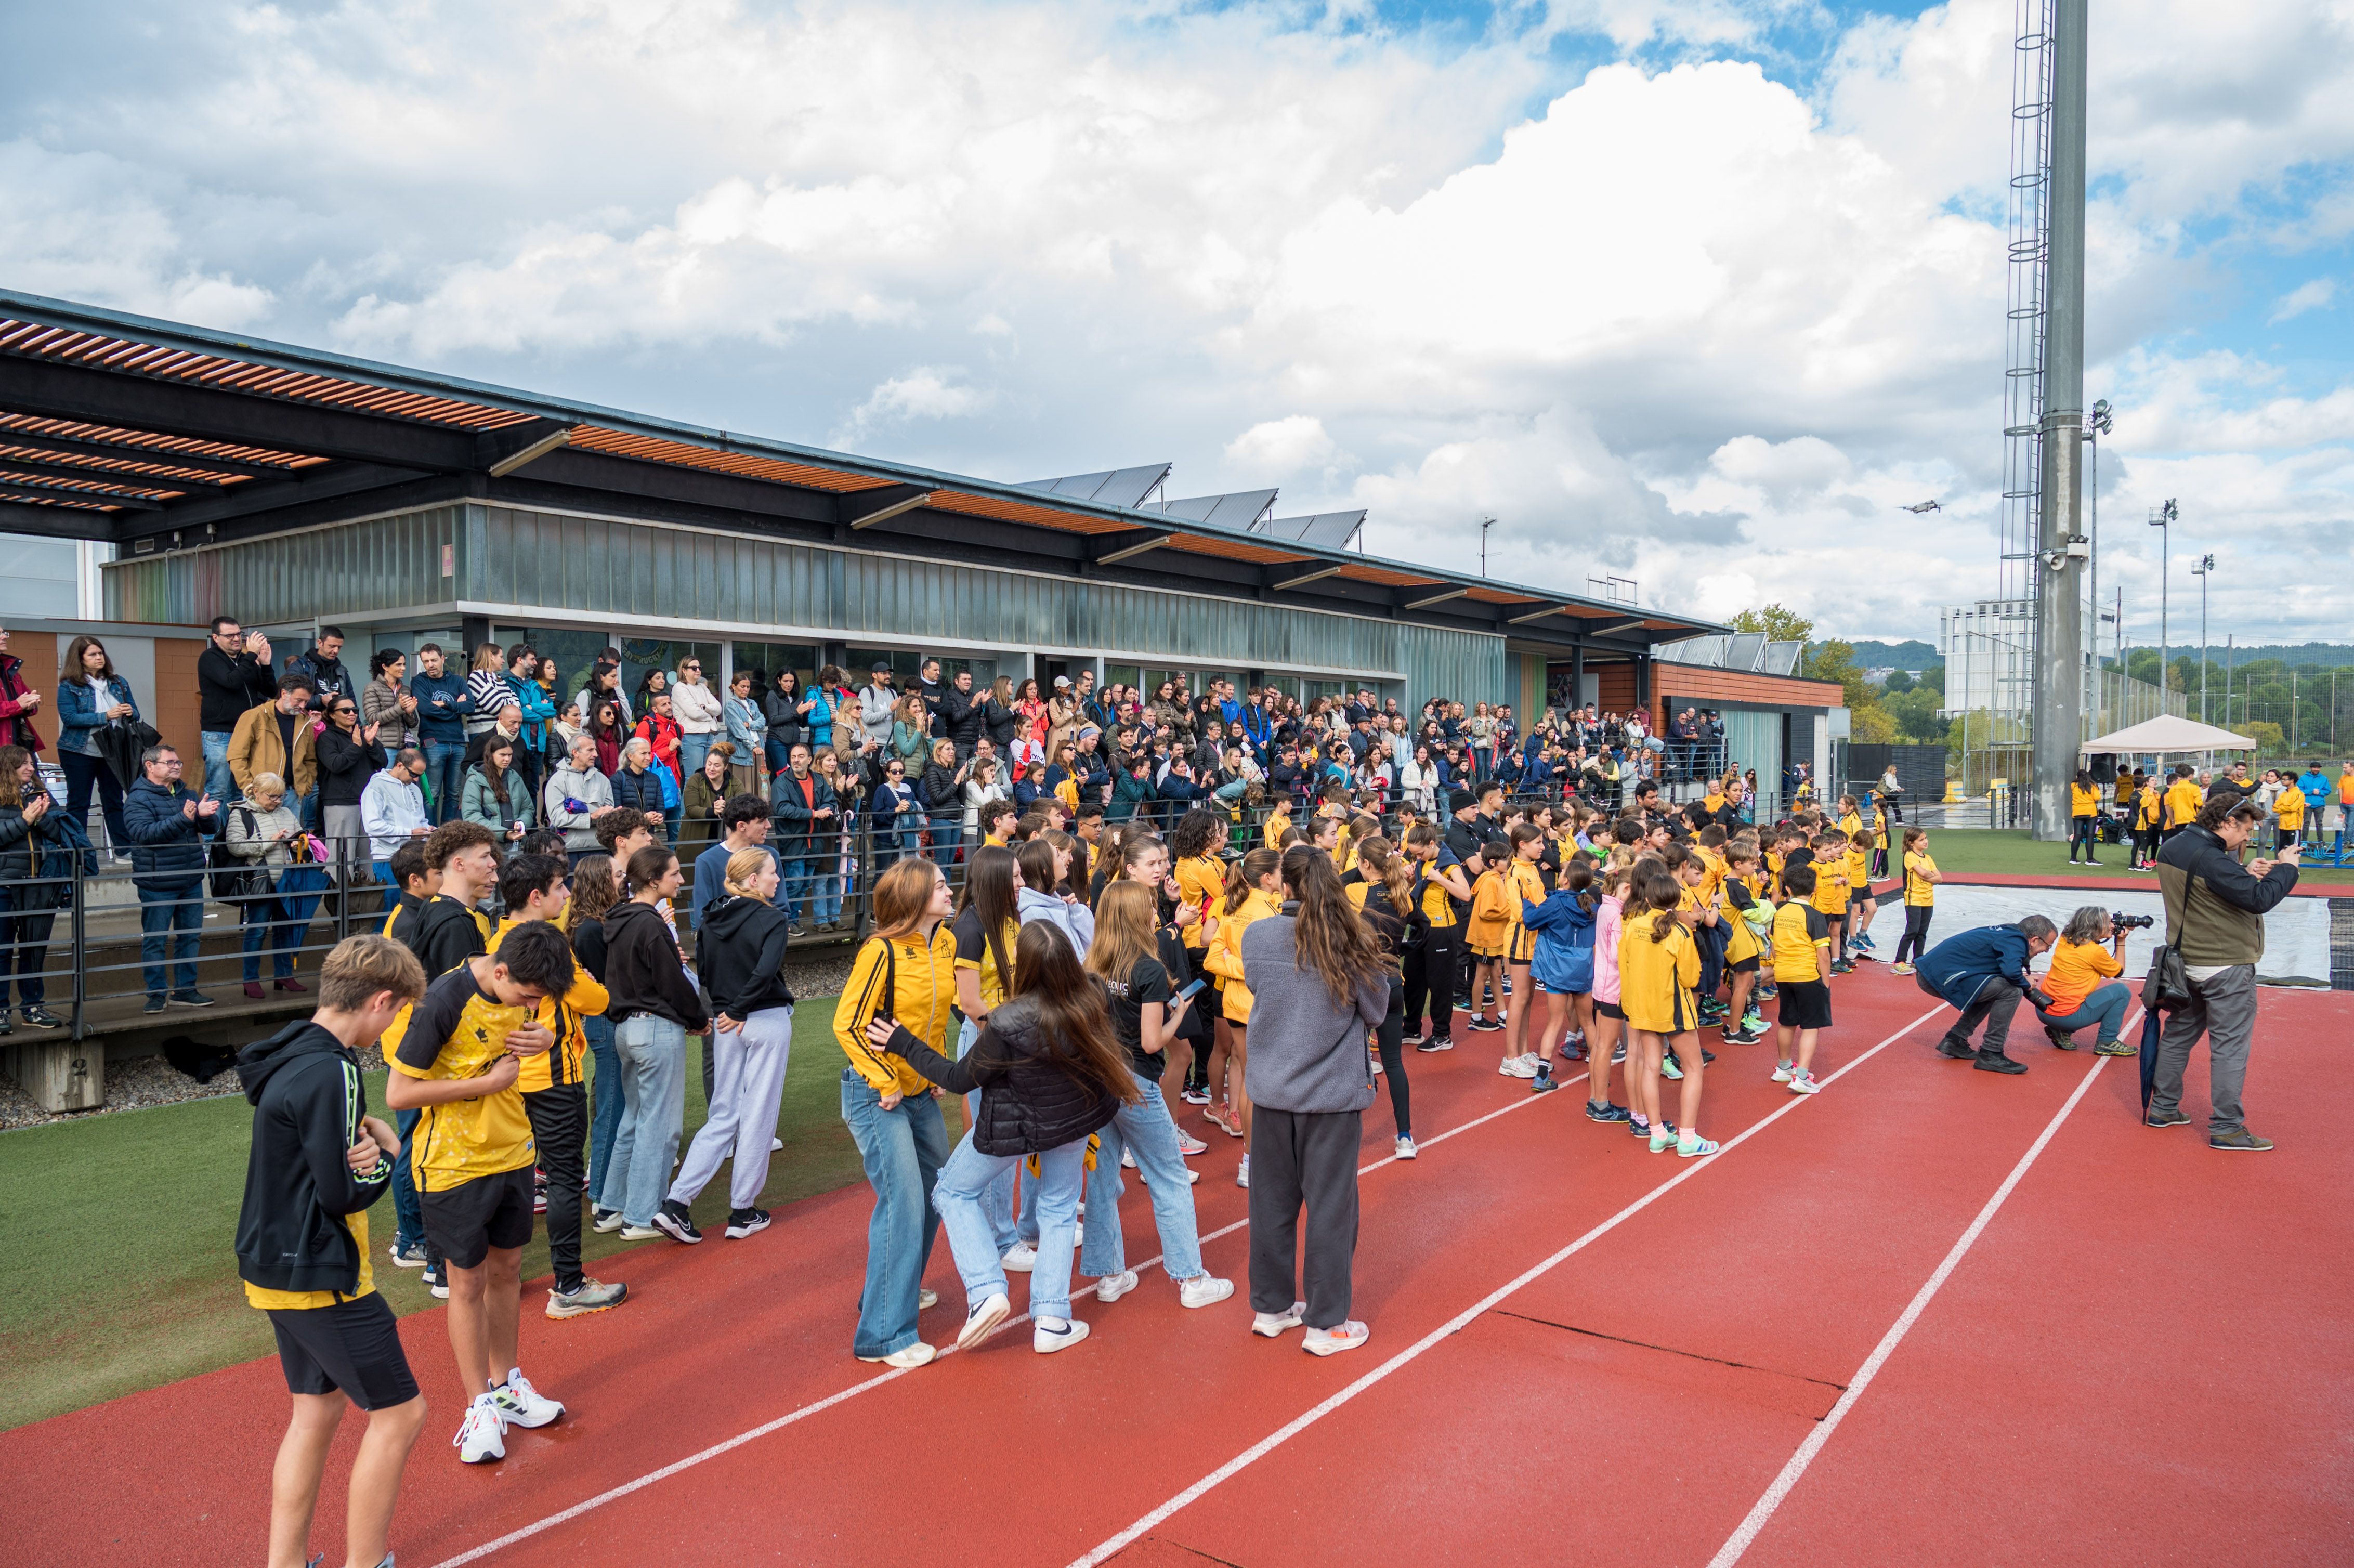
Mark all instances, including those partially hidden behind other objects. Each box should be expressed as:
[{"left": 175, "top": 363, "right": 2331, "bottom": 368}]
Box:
[
  {"left": 1074, "top": 880, "right": 1234, "bottom": 1312},
  {"left": 1345, "top": 835, "right": 1416, "bottom": 1156},
  {"left": 568, "top": 853, "right": 630, "bottom": 1216},
  {"left": 1619, "top": 859, "right": 1712, "bottom": 1157},
  {"left": 1201, "top": 845, "right": 1283, "bottom": 1177},
  {"left": 877, "top": 921, "right": 1140, "bottom": 1355},
  {"left": 1241, "top": 845, "right": 1390, "bottom": 1356}
]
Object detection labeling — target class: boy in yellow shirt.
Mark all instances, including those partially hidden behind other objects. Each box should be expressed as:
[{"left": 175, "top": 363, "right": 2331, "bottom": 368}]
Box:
[
  {"left": 1464, "top": 839, "right": 1514, "bottom": 1044},
  {"left": 2275, "top": 776, "right": 2307, "bottom": 852},
  {"left": 1808, "top": 832, "right": 1853, "bottom": 972},
  {"left": 1843, "top": 828, "right": 1880, "bottom": 960},
  {"left": 1769, "top": 863, "right": 1834, "bottom": 1093},
  {"left": 2162, "top": 765, "right": 2203, "bottom": 842},
  {"left": 1890, "top": 827, "right": 1940, "bottom": 974}
]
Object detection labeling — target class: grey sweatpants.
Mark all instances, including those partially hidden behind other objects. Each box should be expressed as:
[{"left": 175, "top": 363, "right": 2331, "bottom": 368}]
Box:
[
  {"left": 1248, "top": 1107, "right": 1362, "bottom": 1330},
  {"left": 2151, "top": 964, "right": 2257, "bottom": 1135},
  {"left": 668, "top": 1005, "right": 793, "bottom": 1211}
]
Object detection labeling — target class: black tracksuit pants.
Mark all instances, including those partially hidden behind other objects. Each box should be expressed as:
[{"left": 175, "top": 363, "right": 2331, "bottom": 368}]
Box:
[
  {"left": 1403, "top": 928, "right": 1460, "bottom": 1043},
  {"left": 1248, "top": 1106, "right": 1362, "bottom": 1330},
  {"left": 524, "top": 1082, "right": 588, "bottom": 1295}
]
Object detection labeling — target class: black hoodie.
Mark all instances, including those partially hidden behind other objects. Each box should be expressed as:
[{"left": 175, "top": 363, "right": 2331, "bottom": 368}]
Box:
[
  {"left": 233, "top": 1021, "right": 390, "bottom": 1300},
  {"left": 604, "top": 898, "right": 709, "bottom": 1030},
  {"left": 696, "top": 894, "right": 797, "bottom": 1018},
  {"left": 408, "top": 894, "right": 489, "bottom": 978}
]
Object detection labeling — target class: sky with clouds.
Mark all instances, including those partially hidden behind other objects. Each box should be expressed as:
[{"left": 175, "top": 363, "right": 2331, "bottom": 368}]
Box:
[{"left": 4, "top": 0, "right": 2350, "bottom": 646}]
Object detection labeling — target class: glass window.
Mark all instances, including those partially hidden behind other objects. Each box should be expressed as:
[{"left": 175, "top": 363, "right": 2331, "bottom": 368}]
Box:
[
  {"left": 1143, "top": 669, "right": 1186, "bottom": 701},
  {"left": 1304, "top": 678, "right": 1345, "bottom": 707},
  {"left": 845, "top": 647, "right": 923, "bottom": 687},
  {"left": 733, "top": 642, "right": 818, "bottom": 695},
  {"left": 505, "top": 628, "right": 614, "bottom": 714},
  {"left": 1104, "top": 663, "right": 1141, "bottom": 695},
  {"left": 618, "top": 638, "right": 721, "bottom": 713}
]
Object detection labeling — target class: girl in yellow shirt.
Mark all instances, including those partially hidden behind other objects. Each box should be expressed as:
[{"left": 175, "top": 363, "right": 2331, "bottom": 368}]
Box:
[
  {"left": 1619, "top": 860, "right": 1714, "bottom": 1157},
  {"left": 1200, "top": 847, "right": 1283, "bottom": 1168},
  {"left": 1495, "top": 825, "right": 1552, "bottom": 1077}
]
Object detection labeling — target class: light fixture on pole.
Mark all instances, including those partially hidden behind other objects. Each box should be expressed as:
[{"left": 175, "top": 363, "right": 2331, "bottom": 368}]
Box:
[
  {"left": 1480, "top": 516, "right": 1496, "bottom": 578},
  {"left": 2150, "top": 498, "right": 2176, "bottom": 704},
  {"left": 2189, "top": 553, "right": 2215, "bottom": 723},
  {"left": 2087, "top": 400, "right": 2112, "bottom": 728}
]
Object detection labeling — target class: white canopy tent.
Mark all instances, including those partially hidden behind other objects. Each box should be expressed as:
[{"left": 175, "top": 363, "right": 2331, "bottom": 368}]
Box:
[{"left": 2082, "top": 715, "right": 2257, "bottom": 754}]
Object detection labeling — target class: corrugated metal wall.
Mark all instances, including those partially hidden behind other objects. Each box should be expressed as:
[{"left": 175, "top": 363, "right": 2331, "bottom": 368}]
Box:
[{"left": 107, "top": 502, "right": 1507, "bottom": 712}]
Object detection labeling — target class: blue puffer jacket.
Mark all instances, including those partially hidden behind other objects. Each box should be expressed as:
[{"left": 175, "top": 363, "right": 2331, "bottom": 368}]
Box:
[
  {"left": 56, "top": 674, "right": 139, "bottom": 758},
  {"left": 121, "top": 776, "right": 218, "bottom": 888},
  {"left": 1522, "top": 888, "right": 1596, "bottom": 995},
  {"left": 1913, "top": 924, "right": 2034, "bottom": 1011}
]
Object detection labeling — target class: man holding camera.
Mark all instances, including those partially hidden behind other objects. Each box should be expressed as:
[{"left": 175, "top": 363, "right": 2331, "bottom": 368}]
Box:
[
  {"left": 2149, "top": 791, "right": 2298, "bottom": 1151},
  {"left": 2035, "top": 907, "right": 2142, "bottom": 1056},
  {"left": 1912, "top": 914, "right": 2060, "bottom": 1074}
]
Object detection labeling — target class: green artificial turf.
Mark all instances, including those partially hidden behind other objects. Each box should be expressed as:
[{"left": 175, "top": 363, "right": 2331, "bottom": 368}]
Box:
[
  {"left": 1918, "top": 828, "right": 2354, "bottom": 887},
  {"left": 0, "top": 1000, "right": 892, "bottom": 1432}
]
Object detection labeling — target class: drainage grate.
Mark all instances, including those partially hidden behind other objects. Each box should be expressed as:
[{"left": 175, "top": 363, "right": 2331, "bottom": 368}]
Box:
[{"left": 2331, "top": 900, "right": 2354, "bottom": 991}]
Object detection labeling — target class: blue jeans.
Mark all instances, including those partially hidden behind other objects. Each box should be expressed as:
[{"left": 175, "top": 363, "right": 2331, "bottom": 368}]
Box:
[
  {"left": 2039, "top": 978, "right": 2131, "bottom": 1046},
  {"left": 61, "top": 751, "right": 127, "bottom": 852},
  {"left": 201, "top": 731, "right": 238, "bottom": 805},
  {"left": 1081, "top": 1072, "right": 1207, "bottom": 1283},
  {"left": 0, "top": 885, "right": 55, "bottom": 1009},
  {"left": 934, "top": 1132, "right": 1086, "bottom": 1322},
  {"left": 585, "top": 1014, "right": 623, "bottom": 1205},
  {"left": 840, "top": 1070, "right": 948, "bottom": 1359},
  {"left": 422, "top": 740, "right": 465, "bottom": 825},
  {"left": 928, "top": 816, "right": 963, "bottom": 864},
  {"left": 810, "top": 853, "right": 842, "bottom": 925},
  {"left": 956, "top": 1017, "right": 1019, "bottom": 1256},
  {"left": 137, "top": 881, "right": 205, "bottom": 998},
  {"left": 391, "top": 1107, "right": 425, "bottom": 1251},
  {"left": 239, "top": 892, "right": 302, "bottom": 981},
  {"left": 598, "top": 1014, "right": 687, "bottom": 1226},
  {"left": 681, "top": 733, "right": 713, "bottom": 778}
]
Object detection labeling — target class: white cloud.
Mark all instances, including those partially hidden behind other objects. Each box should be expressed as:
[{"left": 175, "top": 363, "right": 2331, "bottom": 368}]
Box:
[
  {"left": 1225, "top": 415, "right": 1336, "bottom": 474},
  {"left": 834, "top": 367, "right": 995, "bottom": 446},
  {"left": 2270, "top": 277, "right": 2336, "bottom": 323}
]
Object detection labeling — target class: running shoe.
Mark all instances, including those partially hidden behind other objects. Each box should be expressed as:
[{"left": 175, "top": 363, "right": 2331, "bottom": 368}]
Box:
[
  {"left": 920, "top": 1288, "right": 938, "bottom": 1309},
  {"left": 545, "top": 1278, "right": 628, "bottom": 1318},
  {"left": 1180, "top": 1275, "right": 1236, "bottom": 1309},
  {"left": 1095, "top": 1270, "right": 1141, "bottom": 1304},
  {"left": 1702, "top": 1049, "right": 1716, "bottom": 1064},
  {"left": 1772, "top": 1060, "right": 1795, "bottom": 1082},
  {"left": 1120, "top": 1147, "right": 1138, "bottom": 1169},
  {"left": 1830, "top": 960, "right": 1855, "bottom": 975},
  {"left": 592, "top": 1207, "right": 626, "bottom": 1233},
  {"left": 1252, "top": 1301, "right": 1307, "bottom": 1337},
  {"left": 1370, "top": 1051, "right": 1383, "bottom": 1076},
  {"left": 532, "top": 1169, "right": 548, "bottom": 1216},
  {"left": 1788, "top": 1070, "right": 1821, "bottom": 1096},
  {"left": 1649, "top": 1125, "right": 1678, "bottom": 1153},
  {"left": 1627, "top": 1117, "right": 1651, "bottom": 1140},
  {"left": 653, "top": 1200, "right": 703, "bottom": 1244},
  {"left": 1611, "top": 1044, "right": 1627, "bottom": 1065},
  {"left": 387, "top": 1240, "right": 426, "bottom": 1269},
  {"left": 1498, "top": 1055, "right": 1536, "bottom": 1078},
  {"left": 1677, "top": 1132, "right": 1721, "bottom": 1158},
  {"left": 617, "top": 1223, "right": 661, "bottom": 1239},
  {"left": 1236, "top": 1155, "right": 1250, "bottom": 1188},
  {"left": 1585, "top": 1101, "right": 1631, "bottom": 1124},
  {"left": 1529, "top": 1071, "right": 1558, "bottom": 1095},
  {"left": 2094, "top": 1038, "right": 2137, "bottom": 1057},
  {"left": 1034, "top": 1319, "right": 1091, "bottom": 1354},
  {"left": 1725, "top": 1026, "right": 1769, "bottom": 1047},
  {"left": 1207, "top": 1103, "right": 1245, "bottom": 1138},
  {"left": 1659, "top": 1054, "right": 1683, "bottom": 1081},
  {"left": 856, "top": 1342, "right": 937, "bottom": 1368},
  {"left": 1180, "top": 1086, "right": 1212, "bottom": 1105},
  {"left": 1394, "top": 1135, "right": 1418, "bottom": 1159},
  {"left": 422, "top": 1263, "right": 448, "bottom": 1300},
  {"left": 1889, "top": 962, "right": 1916, "bottom": 976},
  {"left": 959, "top": 1292, "right": 1011, "bottom": 1349},
  {"left": 1173, "top": 1128, "right": 1209, "bottom": 1155},
  {"left": 494, "top": 1370, "right": 564, "bottom": 1428},
  {"left": 1303, "top": 1321, "right": 1370, "bottom": 1356},
  {"left": 1001, "top": 1242, "right": 1039, "bottom": 1272},
  {"left": 1416, "top": 1036, "right": 1455, "bottom": 1053},
  {"left": 454, "top": 1395, "right": 506, "bottom": 1464},
  {"left": 725, "top": 1207, "right": 771, "bottom": 1239},
  {"left": 1851, "top": 933, "right": 1876, "bottom": 951},
  {"left": 1467, "top": 1016, "right": 1505, "bottom": 1034},
  {"left": 1739, "top": 1010, "right": 1768, "bottom": 1035}
]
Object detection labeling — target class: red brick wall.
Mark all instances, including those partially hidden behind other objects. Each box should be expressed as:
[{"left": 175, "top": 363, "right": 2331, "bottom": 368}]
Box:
[
  {"left": 150, "top": 637, "right": 205, "bottom": 768},
  {"left": 1568, "top": 660, "right": 1841, "bottom": 729}
]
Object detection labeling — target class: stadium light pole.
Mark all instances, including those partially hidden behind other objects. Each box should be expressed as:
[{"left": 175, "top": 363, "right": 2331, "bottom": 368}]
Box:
[
  {"left": 2189, "top": 553, "right": 2214, "bottom": 723},
  {"left": 2150, "top": 497, "right": 2176, "bottom": 705},
  {"left": 1480, "top": 516, "right": 1496, "bottom": 578},
  {"left": 2087, "top": 399, "right": 2112, "bottom": 732}
]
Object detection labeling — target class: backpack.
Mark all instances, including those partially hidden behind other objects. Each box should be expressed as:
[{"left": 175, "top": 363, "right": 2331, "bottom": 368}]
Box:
[{"left": 208, "top": 806, "right": 266, "bottom": 901}]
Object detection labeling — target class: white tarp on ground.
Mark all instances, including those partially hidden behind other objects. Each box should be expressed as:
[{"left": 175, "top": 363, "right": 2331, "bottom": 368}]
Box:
[
  {"left": 1910, "top": 885, "right": 2332, "bottom": 988},
  {"left": 2081, "top": 715, "right": 2258, "bottom": 753}
]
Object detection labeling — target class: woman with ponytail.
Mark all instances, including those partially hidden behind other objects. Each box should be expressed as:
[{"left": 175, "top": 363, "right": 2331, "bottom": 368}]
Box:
[
  {"left": 1200, "top": 845, "right": 1283, "bottom": 1183},
  {"left": 1240, "top": 844, "right": 1390, "bottom": 1356},
  {"left": 1344, "top": 836, "right": 1417, "bottom": 1158}
]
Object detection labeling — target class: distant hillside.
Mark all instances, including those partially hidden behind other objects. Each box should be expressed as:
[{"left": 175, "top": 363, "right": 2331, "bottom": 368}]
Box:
[
  {"left": 1845, "top": 639, "right": 1940, "bottom": 670},
  {"left": 2162, "top": 643, "right": 2354, "bottom": 669}
]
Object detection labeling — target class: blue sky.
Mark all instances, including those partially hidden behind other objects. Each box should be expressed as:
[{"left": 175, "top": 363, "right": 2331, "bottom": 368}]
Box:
[{"left": 2, "top": 0, "right": 2349, "bottom": 644}]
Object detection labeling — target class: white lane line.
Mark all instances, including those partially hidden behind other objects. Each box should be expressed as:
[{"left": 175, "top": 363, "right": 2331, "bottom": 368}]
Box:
[
  {"left": 425, "top": 1061, "right": 1586, "bottom": 1567},
  {"left": 1062, "top": 1004, "right": 1950, "bottom": 1568},
  {"left": 1704, "top": 1014, "right": 2134, "bottom": 1568}
]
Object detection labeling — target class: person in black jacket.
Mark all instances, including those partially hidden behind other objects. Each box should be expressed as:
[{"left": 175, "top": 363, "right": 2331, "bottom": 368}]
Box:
[
  {"left": 597, "top": 845, "right": 710, "bottom": 1236},
  {"left": 233, "top": 934, "right": 429, "bottom": 1568},
  {"left": 407, "top": 821, "right": 500, "bottom": 978},
  {"left": 197, "top": 617, "right": 277, "bottom": 802},
  {"left": 873, "top": 921, "right": 1139, "bottom": 1355},
  {"left": 654, "top": 848, "right": 798, "bottom": 1244},
  {"left": 0, "top": 744, "right": 70, "bottom": 1033}
]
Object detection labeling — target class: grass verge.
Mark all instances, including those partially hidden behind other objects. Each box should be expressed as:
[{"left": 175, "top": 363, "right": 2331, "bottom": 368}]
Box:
[{"left": 1914, "top": 828, "right": 2354, "bottom": 887}]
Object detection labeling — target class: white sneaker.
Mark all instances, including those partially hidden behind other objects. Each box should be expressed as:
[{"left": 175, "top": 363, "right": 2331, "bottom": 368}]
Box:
[
  {"left": 591, "top": 1208, "right": 626, "bottom": 1233},
  {"left": 1788, "top": 1071, "right": 1821, "bottom": 1096},
  {"left": 1499, "top": 1055, "right": 1537, "bottom": 1079},
  {"left": 771, "top": 1136, "right": 783, "bottom": 1151},
  {"left": 1095, "top": 1269, "right": 1140, "bottom": 1303},
  {"left": 454, "top": 1395, "right": 506, "bottom": 1464},
  {"left": 1303, "top": 1320, "right": 1370, "bottom": 1356},
  {"left": 1252, "top": 1300, "right": 1308, "bottom": 1337},
  {"left": 957, "top": 1292, "right": 1010, "bottom": 1350},
  {"left": 617, "top": 1223, "right": 660, "bottom": 1240},
  {"left": 1034, "top": 1318, "right": 1091, "bottom": 1354},
  {"left": 856, "top": 1341, "right": 937, "bottom": 1368},
  {"left": 1173, "top": 1129, "right": 1209, "bottom": 1155},
  {"left": 494, "top": 1369, "right": 564, "bottom": 1429},
  {"left": 1236, "top": 1154, "right": 1250, "bottom": 1188},
  {"left": 1394, "top": 1135, "right": 1418, "bottom": 1160},
  {"left": 1001, "top": 1242, "right": 1038, "bottom": 1273},
  {"left": 1120, "top": 1147, "right": 1137, "bottom": 1169},
  {"left": 1180, "top": 1274, "right": 1235, "bottom": 1309},
  {"left": 1771, "top": 1061, "right": 1794, "bottom": 1083},
  {"left": 918, "top": 1288, "right": 938, "bottom": 1309}
]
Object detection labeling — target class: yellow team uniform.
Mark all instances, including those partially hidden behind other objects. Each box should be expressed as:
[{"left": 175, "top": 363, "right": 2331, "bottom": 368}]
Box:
[
  {"left": 1721, "top": 874, "right": 1763, "bottom": 966},
  {"left": 1846, "top": 846, "right": 1873, "bottom": 905},
  {"left": 1838, "top": 809, "right": 1863, "bottom": 839},
  {"left": 2164, "top": 778, "right": 2203, "bottom": 828},
  {"left": 833, "top": 926, "right": 959, "bottom": 1096},
  {"left": 2277, "top": 788, "right": 2307, "bottom": 833},
  {"left": 1811, "top": 857, "right": 1851, "bottom": 919},
  {"left": 385, "top": 963, "right": 540, "bottom": 1195},
  {"left": 1618, "top": 909, "right": 1700, "bottom": 1035},
  {"left": 1873, "top": 808, "right": 1888, "bottom": 851},
  {"left": 1502, "top": 858, "right": 1547, "bottom": 963},
  {"left": 243, "top": 1044, "right": 386, "bottom": 1311},
  {"left": 2138, "top": 785, "right": 2162, "bottom": 830},
  {"left": 1414, "top": 858, "right": 1462, "bottom": 931},
  {"left": 1903, "top": 851, "right": 1938, "bottom": 907},
  {"left": 1466, "top": 868, "right": 1512, "bottom": 959},
  {"left": 1203, "top": 887, "right": 1281, "bottom": 1023},
  {"left": 1770, "top": 901, "right": 1832, "bottom": 984},
  {"left": 488, "top": 918, "right": 607, "bottom": 1094},
  {"left": 1174, "top": 853, "right": 1226, "bottom": 950},
  {"left": 2069, "top": 783, "right": 2100, "bottom": 819}
]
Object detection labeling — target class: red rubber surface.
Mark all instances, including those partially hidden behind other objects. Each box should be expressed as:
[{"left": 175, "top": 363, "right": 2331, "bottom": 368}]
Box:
[{"left": 5, "top": 973, "right": 2343, "bottom": 1568}]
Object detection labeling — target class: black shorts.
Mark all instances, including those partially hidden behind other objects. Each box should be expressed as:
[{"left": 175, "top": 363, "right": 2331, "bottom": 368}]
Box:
[
  {"left": 1777, "top": 978, "right": 1833, "bottom": 1031},
  {"left": 1729, "top": 955, "right": 1760, "bottom": 975},
  {"left": 1595, "top": 999, "right": 1625, "bottom": 1021},
  {"left": 268, "top": 1291, "right": 418, "bottom": 1410},
  {"left": 419, "top": 1165, "right": 537, "bottom": 1269},
  {"left": 1827, "top": 914, "right": 1848, "bottom": 936}
]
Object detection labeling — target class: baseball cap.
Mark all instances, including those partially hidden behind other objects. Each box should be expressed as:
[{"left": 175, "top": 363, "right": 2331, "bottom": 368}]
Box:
[
  {"left": 1053, "top": 675, "right": 1071, "bottom": 688},
  {"left": 871, "top": 660, "right": 892, "bottom": 674}
]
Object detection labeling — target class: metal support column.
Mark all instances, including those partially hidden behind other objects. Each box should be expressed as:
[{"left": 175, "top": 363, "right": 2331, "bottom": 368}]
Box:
[{"left": 2030, "top": 0, "right": 2089, "bottom": 841}]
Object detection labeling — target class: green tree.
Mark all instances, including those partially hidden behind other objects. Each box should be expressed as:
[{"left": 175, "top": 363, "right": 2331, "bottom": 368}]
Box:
[
  {"left": 1728, "top": 604, "right": 1815, "bottom": 643},
  {"left": 1882, "top": 668, "right": 1915, "bottom": 695},
  {"left": 1806, "top": 639, "right": 1875, "bottom": 711},
  {"left": 1918, "top": 663, "right": 1946, "bottom": 697}
]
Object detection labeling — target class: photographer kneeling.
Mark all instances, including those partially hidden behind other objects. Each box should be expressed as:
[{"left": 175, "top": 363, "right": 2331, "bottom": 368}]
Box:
[
  {"left": 2035, "top": 907, "right": 2139, "bottom": 1057},
  {"left": 1913, "top": 914, "right": 2060, "bottom": 1074}
]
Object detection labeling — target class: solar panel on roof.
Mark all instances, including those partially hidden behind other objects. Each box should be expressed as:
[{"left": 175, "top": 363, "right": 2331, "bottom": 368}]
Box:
[
  {"left": 1154, "top": 489, "right": 1277, "bottom": 530},
  {"left": 1257, "top": 511, "right": 1365, "bottom": 550},
  {"left": 1011, "top": 463, "right": 1170, "bottom": 508}
]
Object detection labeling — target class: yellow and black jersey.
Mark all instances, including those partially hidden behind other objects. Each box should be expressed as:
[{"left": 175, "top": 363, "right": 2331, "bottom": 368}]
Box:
[
  {"left": 1502, "top": 859, "right": 1547, "bottom": 963},
  {"left": 488, "top": 918, "right": 606, "bottom": 1093},
  {"left": 1770, "top": 901, "right": 1832, "bottom": 984},
  {"left": 1903, "top": 852, "right": 1938, "bottom": 907},
  {"left": 2070, "top": 783, "right": 2100, "bottom": 819},
  {"left": 1412, "top": 856, "right": 1463, "bottom": 931},
  {"left": 1174, "top": 854, "right": 1225, "bottom": 949},
  {"left": 834, "top": 927, "right": 959, "bottom": 1096},
  {"left": 1721, "top": 876, "right": 1764, "bottom": 965},
  {"left": 386, "top": 964, "right": 540, "bottom": 1193},
  {"left": 1618, "top": 910, "right": 1699, "bottom": 1035},
  {"left": 951, "top": 907, "right": 1021, "bottom": 1012},
  {"left": 1810, "top": 858, "right": 1851, "bottom": 917}
]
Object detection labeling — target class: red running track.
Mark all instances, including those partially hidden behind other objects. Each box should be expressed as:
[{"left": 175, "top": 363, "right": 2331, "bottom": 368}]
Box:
[{"left": 6, "top": 972, "right": 2347, "bottom": 1567}]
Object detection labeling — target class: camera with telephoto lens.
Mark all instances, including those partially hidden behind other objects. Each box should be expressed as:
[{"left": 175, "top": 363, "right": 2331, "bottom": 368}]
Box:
[
  {"left": 2023, "top": 984, "right": 2056, "bottom": 1010},
  {"left": 2111, "top": 912, "right": 2156, "bottom": 932}
]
